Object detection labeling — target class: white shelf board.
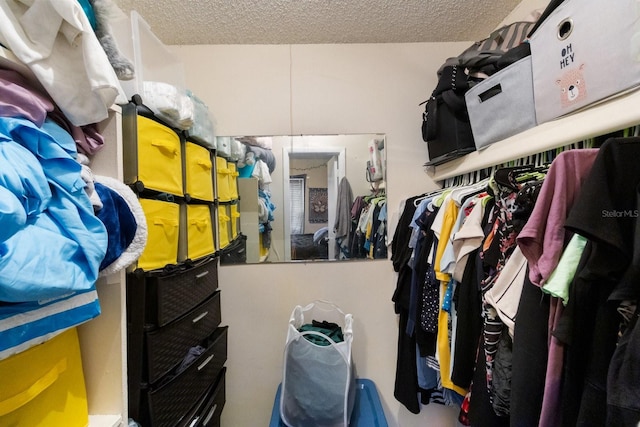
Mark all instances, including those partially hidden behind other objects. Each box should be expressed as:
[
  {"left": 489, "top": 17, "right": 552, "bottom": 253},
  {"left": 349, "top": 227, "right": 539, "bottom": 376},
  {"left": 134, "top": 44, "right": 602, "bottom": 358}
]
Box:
[
  {"left": 89, "top": 414, "right": 123, "bottom": 427},
  {"left": 428, "top": 88, "right": 640, "bottom": 181}
]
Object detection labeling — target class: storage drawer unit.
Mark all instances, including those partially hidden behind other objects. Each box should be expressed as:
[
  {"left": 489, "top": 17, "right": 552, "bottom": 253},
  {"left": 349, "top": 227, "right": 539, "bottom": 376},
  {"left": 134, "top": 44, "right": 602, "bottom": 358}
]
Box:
[
  {"left": 177, "top": 367, "right": 226, "bottom": 427},
  {"left": 140, "top": 255, "right": 219, "bottom": 328},
  {"left": 127, "top": 254, "right": 226, "bottom": 426},
  {"left": 145, "top": 292, "right": 222, "bottom": 384},
  {"left": 144, "top": 327, "right": 228, "bottom": 427}
]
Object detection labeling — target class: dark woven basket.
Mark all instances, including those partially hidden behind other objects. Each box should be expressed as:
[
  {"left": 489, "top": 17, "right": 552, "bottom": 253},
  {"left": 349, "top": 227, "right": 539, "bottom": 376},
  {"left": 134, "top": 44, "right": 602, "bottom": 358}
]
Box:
[
  {"left": 175, "top": 368, "right": 226, "bottom": 427},
  {"left": 146, "top": 327, "right": 228, "bottom": 427},
  {"left": 145, "top": 292, "right": 222, "bottom": 384},
  {"left": 145, "top": 255, "right": 219, "bottom": 327}
]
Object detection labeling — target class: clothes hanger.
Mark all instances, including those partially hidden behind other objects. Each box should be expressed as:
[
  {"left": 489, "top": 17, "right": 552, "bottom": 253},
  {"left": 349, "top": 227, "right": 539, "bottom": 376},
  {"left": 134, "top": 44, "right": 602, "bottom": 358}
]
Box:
[{"left": 413, "top": 188, "right": 445, "bottom": 207}]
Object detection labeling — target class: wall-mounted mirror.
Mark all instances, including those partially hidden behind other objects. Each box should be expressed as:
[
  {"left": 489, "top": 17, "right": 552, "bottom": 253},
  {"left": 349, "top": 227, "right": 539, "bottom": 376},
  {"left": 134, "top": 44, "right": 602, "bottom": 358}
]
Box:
[{"left": 222, "top": 134, "right": 386, "bottom": 264}]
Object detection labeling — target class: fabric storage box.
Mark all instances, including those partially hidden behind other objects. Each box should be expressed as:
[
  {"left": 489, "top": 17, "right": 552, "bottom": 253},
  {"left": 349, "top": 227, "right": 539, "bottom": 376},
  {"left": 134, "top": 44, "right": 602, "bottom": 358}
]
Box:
[
  {"left": 186, "top": 204, "right": 216, "bottom": 260},
  {"left": 143, "top": 326, "right": 228, "bottom": 427},
  {"left": 228, "top": 138, "right": 246, "bottom": 162},
  {"left": 138, "top": 198, "right": 180, "bottom": 271},
  {"left": 215, "top": 156, "right": 232, "bottom": 202},
  {"left": 187, "top": 91, "right": 216, "bottom": 149},
  {"left": 529, "top": 0, "right": 640, "bottom": 124},
  {"left": 177, "top": 367, "right": 226, "bottom": 427},
  {"left": 145, "top": 292, "right": 221, "bottom": 384},
  {"left": 216, "top": 136, "right": 231, "bottom": 159},
  {"left": 123, "top": 114, "right": 184, "bottom": 196},
  {"left": 112, "top": 11, "right": 187, "bottom": 109},
  {"left": 230, "top": 202, "right": 241, "bottom": 239},
  {"left": 217, "top": 204, "right": 232, "bottom": 249},
  {"left": 0, "top": 328, "right": 89, "bottom": 427},
  {"left": 465, "top": 56, "right": 537, "bottom": 149},
  {"left": 185, "top": 141, "right": 214, "bottom": 202},
  {"left": 228, "top": 162, "right": 239, "bottom": 200}
]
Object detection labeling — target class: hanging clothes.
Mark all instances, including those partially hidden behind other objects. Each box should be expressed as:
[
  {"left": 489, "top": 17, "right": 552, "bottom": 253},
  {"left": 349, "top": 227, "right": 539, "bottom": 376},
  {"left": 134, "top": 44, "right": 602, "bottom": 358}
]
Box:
[
  {"left": 556, "top": 137, "right": 640, "bottom": 427},
  {"left": 334, "top": 177, "right": 353, "bottom": 258}
]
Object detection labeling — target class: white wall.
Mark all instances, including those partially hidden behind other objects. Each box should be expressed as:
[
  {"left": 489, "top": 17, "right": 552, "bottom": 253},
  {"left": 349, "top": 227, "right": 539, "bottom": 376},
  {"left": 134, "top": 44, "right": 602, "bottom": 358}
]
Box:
[{"left": 171, "top": 42, "right": 469, "bottom": 426}]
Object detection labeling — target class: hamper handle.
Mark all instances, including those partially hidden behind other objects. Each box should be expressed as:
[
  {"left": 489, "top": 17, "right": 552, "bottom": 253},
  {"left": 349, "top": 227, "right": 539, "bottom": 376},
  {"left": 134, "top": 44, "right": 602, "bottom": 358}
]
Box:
[
  {"left": 290, "top": 299, "right": 350, "bottom": 328},
  {"left": 0, "top": 358, "right": 67, "bottom": 416}
]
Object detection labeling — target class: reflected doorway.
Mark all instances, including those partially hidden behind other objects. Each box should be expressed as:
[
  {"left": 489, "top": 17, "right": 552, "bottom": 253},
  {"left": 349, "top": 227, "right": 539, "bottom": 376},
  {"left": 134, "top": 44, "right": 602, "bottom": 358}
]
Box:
[{"left": 283, "top": 147, "right": 345, "bottom": 261}]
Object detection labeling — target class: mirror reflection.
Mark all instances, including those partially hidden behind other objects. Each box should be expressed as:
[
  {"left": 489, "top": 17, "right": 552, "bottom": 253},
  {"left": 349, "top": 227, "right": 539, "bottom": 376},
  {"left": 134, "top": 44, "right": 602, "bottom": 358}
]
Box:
[{"left": 222, "top": 134, "right": 386, "bottom": 264}]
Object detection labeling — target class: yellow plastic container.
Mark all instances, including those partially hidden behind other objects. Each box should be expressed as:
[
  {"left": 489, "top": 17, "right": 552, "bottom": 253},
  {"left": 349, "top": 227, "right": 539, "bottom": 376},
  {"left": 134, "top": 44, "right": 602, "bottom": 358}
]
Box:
[
  {"left": 0, "top": 328, "right": 89, "bottom": 427},
  {"left": 185, "top": 142, "right": 214, "bottom": 202},
  {"left": 228, "top": 162, "right": 239, "bottom": 200},
  {"left": 137, "top": 115, "right": 183, "bottom": 196},
  {"left": 187, "top": 204, "right": 215, "bottom": 260},
  {"left": 138, "top": 198, "right": 180, "bottom": 271},
  {"left": 217, "top": 205, "right": 231, "bottom": 249},
  {"left": 216, "top": 156, "right": 232, "bottom": 203},
  {"left": 230, "top": 203, "right": 240, "bottom": 238}
]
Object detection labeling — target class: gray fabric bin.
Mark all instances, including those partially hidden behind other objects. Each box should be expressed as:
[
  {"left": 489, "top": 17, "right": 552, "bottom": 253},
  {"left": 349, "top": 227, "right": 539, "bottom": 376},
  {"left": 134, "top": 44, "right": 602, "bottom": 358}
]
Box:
[
  {"left": 465, "top": 56, "right": 537, "bottom": 150},
  {"left": 529, "top": 0, "right": 640, "bottom": 124}
]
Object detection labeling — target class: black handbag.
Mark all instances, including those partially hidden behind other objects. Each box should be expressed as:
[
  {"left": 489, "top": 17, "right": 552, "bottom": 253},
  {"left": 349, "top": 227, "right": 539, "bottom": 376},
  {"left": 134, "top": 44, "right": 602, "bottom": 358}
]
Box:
[{"left": 422, "top": 65, "right": 477, "bottom": 166}]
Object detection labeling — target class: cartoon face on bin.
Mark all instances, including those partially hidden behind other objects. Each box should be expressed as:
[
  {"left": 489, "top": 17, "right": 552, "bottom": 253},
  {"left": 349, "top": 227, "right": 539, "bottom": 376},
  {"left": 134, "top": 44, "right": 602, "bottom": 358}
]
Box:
[{"left": 556, "top": 64, "right": 587, "bottom": 107}]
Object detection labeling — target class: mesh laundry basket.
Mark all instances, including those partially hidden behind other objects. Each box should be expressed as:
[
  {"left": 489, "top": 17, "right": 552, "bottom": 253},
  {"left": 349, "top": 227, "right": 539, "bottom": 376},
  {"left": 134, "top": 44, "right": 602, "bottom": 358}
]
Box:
[{"left": 280, "top": 301, "right": 356, "bottom": 427}]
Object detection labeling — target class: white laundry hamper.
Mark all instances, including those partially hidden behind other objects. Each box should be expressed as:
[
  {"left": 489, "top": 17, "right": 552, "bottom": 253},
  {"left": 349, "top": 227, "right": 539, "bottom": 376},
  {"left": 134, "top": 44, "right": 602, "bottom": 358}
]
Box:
[{"left": 280, "top": 301, "right": 356, "bottom": 427}]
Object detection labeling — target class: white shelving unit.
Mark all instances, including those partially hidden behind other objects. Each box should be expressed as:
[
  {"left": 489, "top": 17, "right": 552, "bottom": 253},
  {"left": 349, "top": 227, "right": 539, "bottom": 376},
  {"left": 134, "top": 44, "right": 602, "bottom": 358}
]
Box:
[
  {"left": 80, "top": 107, "right": 128, "bottom": 427},
  {"left": 1, "top": 48, "right": 128, "bottom": 427},
  {"left": 238, "top": 177, "right": 267, "bottom": 263},
  {"left": 427, "top": 88, "right": 640, "bottom": 181}
]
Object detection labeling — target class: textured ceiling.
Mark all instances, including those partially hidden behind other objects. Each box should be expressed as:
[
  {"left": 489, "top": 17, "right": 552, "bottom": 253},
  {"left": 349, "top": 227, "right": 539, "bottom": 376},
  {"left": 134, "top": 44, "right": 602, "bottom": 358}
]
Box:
[{"left": 111, "top": 0, "right": 523, "bottom": 46}]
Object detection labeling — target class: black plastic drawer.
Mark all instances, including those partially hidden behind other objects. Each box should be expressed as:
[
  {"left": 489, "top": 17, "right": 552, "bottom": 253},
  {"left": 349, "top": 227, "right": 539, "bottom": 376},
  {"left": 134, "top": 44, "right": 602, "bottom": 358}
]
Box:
[
  {"left": 177, "top": 367, "right": 226, "bottom": 427},
  {"left": 145, "top": 255, "right": 219, "bottom": 327},
  {"left": 146, "top": 326, "right": 228, "bottom": 427},
  {"left": 145, "top": 291, "right": 221, "bottom": 384}
]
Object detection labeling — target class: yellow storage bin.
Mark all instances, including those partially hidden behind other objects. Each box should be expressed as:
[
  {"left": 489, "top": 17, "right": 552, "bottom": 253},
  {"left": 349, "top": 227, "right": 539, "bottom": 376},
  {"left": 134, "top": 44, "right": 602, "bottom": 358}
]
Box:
[
  {"left": 217, "top": 205, "right": 231, "bottom": 249},
  {"left": 228, "top": 162, "right": 239, "bottom": 200},
  {"left": 187, "top": 204, "right": 215, "bottom": 260},
  {"left": 216, "top": 156, "right": 232, "bottom": 203},
  {"left": 0, "top": 328, "right": 88, "bottom": 427},
  {"left": 230, "top": 203, "right": 241, "bottom": 238},
  {"left": 185, "top": 142, "right": 214, "bottom": 202},
  {"left": 259, "top": 233, "right": 269, "bottom": 258},
  {"left": 138, "top": 198, "right": 180, "bottom": 271},
  {"left": 137, "top": 115, "right": 183, "bottom": 196}
]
